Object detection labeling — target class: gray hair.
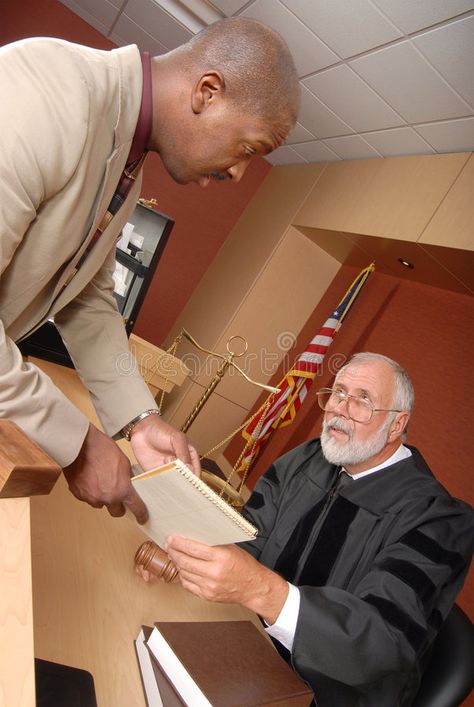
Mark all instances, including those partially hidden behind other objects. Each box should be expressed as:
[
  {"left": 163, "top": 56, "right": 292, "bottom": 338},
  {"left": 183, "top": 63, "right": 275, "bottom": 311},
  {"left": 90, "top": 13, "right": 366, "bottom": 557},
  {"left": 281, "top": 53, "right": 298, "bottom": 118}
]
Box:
[
  {"left": 175, "top": 17, "right": 299, "bottom": 131},
  {"left": 336, "top": 352, "right": 415, "bottom": 414}
]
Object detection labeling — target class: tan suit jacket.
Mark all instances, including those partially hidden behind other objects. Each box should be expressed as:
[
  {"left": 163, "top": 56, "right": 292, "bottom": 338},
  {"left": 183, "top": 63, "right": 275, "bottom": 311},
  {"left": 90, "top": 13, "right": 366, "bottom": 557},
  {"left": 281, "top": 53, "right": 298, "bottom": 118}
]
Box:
[{"left": 0, "top": 38, "right": 156, "bottom": 466}]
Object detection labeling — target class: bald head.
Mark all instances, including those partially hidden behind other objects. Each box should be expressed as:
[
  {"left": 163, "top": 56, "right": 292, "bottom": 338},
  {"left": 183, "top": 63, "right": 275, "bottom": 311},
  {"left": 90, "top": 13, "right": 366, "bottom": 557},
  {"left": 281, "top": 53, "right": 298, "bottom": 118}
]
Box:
[{"left": 173, "top": 17, "right": 299, "bottom": 133}]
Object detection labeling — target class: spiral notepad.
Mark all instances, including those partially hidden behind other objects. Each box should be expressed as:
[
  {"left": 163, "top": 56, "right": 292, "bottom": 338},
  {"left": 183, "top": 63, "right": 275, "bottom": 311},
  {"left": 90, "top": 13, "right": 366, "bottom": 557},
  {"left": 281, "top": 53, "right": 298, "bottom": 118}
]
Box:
[{"left": 131, "top": 460, "right": 257, "bottom": 547}]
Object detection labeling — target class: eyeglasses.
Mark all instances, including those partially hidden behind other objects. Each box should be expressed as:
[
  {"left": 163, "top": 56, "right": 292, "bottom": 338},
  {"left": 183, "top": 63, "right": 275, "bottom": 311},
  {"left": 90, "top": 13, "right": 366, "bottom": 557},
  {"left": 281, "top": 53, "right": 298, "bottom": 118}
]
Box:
[{"left": 316, "top": 388, "right": 402, "bottom": 424}]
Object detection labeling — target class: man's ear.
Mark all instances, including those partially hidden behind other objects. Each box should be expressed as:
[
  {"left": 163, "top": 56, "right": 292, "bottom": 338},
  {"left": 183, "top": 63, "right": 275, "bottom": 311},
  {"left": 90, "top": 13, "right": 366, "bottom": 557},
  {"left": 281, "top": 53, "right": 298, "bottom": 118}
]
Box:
[
  {"left": 388, "top": 412, "right": 410, "bottom": 442},
  {"left": 191, "top": 71, "right": 225, "bottom": 114}
]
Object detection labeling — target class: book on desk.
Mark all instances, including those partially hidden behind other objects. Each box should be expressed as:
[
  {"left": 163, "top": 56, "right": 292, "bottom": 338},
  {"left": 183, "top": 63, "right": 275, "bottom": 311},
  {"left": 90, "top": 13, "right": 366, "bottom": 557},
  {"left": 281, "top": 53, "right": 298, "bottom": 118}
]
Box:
[{"left": 134, "top": 620, "right": 313, "bottom": 707}]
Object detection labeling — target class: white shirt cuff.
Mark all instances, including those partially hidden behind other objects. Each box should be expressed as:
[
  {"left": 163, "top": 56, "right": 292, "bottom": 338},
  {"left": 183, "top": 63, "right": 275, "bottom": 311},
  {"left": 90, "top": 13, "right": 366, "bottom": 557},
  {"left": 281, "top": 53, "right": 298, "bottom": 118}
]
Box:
[{"left": 265, "top": 582, "right": 300, "bottom": 652}]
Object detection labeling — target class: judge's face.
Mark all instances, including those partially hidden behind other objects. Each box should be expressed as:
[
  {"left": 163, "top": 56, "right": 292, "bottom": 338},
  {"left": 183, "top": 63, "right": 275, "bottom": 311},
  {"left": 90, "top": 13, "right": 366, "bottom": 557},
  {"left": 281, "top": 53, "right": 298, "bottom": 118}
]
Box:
[{"left": 320, "top": 360, "right": 397, "bottom": 470}]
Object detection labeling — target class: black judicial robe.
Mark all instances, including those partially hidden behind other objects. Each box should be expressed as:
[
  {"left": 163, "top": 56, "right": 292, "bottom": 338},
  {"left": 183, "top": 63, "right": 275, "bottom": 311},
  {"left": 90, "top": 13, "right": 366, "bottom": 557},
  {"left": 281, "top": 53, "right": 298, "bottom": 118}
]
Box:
[{"left": 241, "top": 438, "right": 474, "bottom": 707}]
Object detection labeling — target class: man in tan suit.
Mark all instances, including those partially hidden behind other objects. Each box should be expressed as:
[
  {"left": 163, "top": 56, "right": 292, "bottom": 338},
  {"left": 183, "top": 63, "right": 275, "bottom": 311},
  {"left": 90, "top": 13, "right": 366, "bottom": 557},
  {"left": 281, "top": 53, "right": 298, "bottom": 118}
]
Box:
[{"left": 0, "top": 18, "right": 299, "bottom": 522}]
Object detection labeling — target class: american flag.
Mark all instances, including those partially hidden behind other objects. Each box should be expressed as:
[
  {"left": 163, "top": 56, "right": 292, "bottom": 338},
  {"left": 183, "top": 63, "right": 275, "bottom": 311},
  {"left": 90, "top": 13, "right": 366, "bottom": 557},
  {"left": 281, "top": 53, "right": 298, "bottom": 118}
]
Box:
[{"left": 238, "top": 263, "right": 375, "bottom": 472}]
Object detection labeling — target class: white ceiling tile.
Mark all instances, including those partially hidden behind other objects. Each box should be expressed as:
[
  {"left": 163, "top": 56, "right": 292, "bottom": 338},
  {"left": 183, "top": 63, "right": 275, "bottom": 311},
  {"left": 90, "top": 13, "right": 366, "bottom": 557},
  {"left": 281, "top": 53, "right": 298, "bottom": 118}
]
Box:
[
  {"left": 210, "top": 0, "right": 251, "bottom": 15},
  {"left": 292, "top": 140, "right": 341, "bottom": 163},
  {"left": 110, "top": 15, "right": 169, "bottom": 54},
  {"left": 61, "top": 0, "right": 474, "bottom": 167},
  {"left": 299, "top": 85, "right": 353, "bottom": 139},
  {"left": 322, "top": 135, "right": 382, "bottom": 160},
  {"left": 371, "top": 0, "right": 474, "bottom": 34},
  {"left": 286, "top": 122, "right": 316, "bottom": 145},
  {"left": 124, "top": 0, "right": 193, "bottom": 50},
  {"left": 59, "top": 0, "right": 117, "bottom": 33},
  {"left": 280, "top": 0, "right": 402, "bottom": 59},
  {"left": 415, "top": 117, "right": 474, "bottom": 152},
  {"left": 265, "top": 145, "right": 308, "bottom": 166},
  {"left": 350, "top": 40, "right": 472, "bottom": 123},
  {"left": 362, "top": 127, "right": 435, "bottom": 156},
  {"left": 303, "top": 65, "right": 405, "bottom": 132},
  {"left": 414, "top": 17, "right": 474, "bottom": 107},
  {"left": 240, "top": 0, "right": 339, "bottom": 76}
]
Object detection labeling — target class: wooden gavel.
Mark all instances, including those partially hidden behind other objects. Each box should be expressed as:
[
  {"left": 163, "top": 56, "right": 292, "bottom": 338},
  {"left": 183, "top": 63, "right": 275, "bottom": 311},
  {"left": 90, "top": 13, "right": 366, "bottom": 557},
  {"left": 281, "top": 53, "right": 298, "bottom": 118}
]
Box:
[{"left": 134, "top": 540, "right": 178, "bottom": 583}]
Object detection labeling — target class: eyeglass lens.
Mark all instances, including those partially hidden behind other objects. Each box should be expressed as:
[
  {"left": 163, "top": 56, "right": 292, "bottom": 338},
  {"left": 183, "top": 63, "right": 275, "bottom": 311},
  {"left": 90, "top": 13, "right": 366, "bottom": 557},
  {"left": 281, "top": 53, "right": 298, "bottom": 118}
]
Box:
[{"left": 318, "top": 390, "right": 373, "bottom": 423}]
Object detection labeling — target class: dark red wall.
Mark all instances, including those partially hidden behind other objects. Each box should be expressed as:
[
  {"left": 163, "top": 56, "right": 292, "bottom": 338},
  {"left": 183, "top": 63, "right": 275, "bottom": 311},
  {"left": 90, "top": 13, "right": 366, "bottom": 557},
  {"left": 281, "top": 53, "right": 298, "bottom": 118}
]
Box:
[
  {"left": 225, "top": 264, "right": 474, "bottom": 617},
  {"left": 1, "top": 0, "right": 272, "bottom": 345}
]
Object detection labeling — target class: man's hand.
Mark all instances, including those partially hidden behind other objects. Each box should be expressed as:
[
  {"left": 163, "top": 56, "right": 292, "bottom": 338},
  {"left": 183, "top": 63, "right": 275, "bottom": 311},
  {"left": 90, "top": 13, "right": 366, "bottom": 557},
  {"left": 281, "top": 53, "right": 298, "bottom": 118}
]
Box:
[
  {"left": 130, "top": 414, "right": 201, "bottom": 475},
  {"left": 165, "top": 535, "right": 288, "bottom": 625},
  {"left": 63, "top": 423, "right": 148, "bottom": 523}
]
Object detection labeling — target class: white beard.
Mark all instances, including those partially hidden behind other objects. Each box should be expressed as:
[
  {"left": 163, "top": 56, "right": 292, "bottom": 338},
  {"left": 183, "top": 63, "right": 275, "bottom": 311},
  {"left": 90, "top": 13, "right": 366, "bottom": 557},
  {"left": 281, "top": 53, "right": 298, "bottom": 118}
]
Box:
[{"left": 321, "top": 415, "right": 392, "bottom": 467}]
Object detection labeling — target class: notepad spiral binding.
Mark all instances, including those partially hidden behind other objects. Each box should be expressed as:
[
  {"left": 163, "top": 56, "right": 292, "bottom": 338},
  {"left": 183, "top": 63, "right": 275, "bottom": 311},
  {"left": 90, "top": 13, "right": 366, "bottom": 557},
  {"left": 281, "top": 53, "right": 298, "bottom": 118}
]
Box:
[{"left": 174, "top": 460, "right": 258, "bottom": 538}]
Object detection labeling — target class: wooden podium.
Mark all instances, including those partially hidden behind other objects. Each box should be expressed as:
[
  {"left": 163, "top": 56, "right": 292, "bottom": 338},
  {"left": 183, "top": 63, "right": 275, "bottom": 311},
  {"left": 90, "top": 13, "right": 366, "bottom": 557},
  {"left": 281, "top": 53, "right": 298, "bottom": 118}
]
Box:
[{"left": 0, "top": 421, "right": 61, "bottom": 707}]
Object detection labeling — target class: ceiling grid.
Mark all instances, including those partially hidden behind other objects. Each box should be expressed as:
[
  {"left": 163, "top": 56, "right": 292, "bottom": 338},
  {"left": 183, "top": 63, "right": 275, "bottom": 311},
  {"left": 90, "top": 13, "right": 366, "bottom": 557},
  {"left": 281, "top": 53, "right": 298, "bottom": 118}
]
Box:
[{"left": 58, "top": 0, "right": 474, "bottom": 163}]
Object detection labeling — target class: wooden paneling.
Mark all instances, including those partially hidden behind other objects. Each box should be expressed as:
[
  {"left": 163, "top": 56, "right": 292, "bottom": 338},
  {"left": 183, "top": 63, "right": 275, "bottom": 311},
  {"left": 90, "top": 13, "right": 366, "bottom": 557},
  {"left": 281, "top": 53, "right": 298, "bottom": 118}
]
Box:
[
  {"left": 294, "top": 153, "right": 470, "bottom": 241},
  {"left": 198, "top": 228, "right": 340, "bottom": 410},
  {"left": 420, "top": 154, "right": 474, "bottom": 251},
  {"left": 166, "top": 164, "right": 327, "bottom": 352},
  {"left": 0, "top": 498, "right": 34, "bottom": 707},
  {"left": 299, "top": 227, "right": 474, "bottom": 295}
]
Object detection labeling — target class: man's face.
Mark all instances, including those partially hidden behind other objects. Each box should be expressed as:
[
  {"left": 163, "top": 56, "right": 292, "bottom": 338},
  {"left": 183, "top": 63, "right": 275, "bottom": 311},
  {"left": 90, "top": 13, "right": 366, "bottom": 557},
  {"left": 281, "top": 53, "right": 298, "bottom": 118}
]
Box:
[
  {"left": 320, "top": 360, "right": 397, "bottom": 470},
  {"left": 158, "top": 102, "right": 287, "bottom": 187}
]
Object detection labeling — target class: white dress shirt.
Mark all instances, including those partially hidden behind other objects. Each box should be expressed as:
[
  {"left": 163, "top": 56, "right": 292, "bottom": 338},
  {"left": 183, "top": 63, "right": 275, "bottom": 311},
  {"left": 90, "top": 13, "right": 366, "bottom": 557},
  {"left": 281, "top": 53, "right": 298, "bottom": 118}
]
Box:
[{"left": 265, "top": 444, "right": 412, "bottom": 651}]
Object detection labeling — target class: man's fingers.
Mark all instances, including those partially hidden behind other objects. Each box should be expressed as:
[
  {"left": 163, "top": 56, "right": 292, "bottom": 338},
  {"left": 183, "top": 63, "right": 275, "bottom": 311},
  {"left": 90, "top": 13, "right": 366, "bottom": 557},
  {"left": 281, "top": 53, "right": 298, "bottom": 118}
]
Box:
[
  {"left": 166, "top": 534, "right": 213, "bottom": 559},
  {"left": 171, "top": 432, "right": 195, "bottom": 469},
  {"left": 107, "top": 502, "right": 126, "bottom": 518},
  {"left": 124, "top": 488, "right": 149, "bottom": 525},
  {"left": 189, "top": 446, "right": 202, "bottom": 477}
]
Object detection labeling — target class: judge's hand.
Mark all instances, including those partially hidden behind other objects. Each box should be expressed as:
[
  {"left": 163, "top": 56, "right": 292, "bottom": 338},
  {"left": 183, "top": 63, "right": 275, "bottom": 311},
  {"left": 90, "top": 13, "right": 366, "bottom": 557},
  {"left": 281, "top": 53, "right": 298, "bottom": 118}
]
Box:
[
  {"left": 63, "top": 423, "right": 148, "bottom": 524},
  {"left": 165, "top": 535, "right": 288, "bottom": 625},
  {"left": 129, "top": 414, "right": 201, "bottom": 476}
]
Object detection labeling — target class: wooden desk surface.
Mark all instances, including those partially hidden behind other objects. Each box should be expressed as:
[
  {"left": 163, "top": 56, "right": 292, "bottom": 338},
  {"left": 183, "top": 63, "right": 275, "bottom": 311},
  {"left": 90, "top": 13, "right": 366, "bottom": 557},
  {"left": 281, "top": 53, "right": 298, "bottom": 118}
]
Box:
[{"left": 29, "top": 359, "right": 256, "bottom": 707}]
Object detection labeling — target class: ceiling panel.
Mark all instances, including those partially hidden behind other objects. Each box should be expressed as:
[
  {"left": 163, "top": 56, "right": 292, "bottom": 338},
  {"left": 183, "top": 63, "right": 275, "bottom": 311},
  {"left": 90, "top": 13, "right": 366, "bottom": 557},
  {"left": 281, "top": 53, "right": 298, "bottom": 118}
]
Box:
[
  {"left": 350, "top": 40, "right": 472, "bottom": 123},
  {"left": 362, "top": 127, "right": 435, "bottom": 157},
  {"left": 265, "top": 145, "right": 307, "bottom": 166},
  {"left": 370, "top": 0, "right": 474, "bottom": 34},
  {"left": 57, "top": 0, "right": 474, "bottom": 164},
  {"left": 292, "top": 141, "right": 341, "bottom": 163},
  {"left": 59, "top": 0, "right": 118, "bottom": 34},
  {"left": 303, "top": 65, "right": 405, "bottom": 133},
  {"left": 321, "top": 135, "right": 382, "bottom": 160},
  {"left": 413, "top": 16, "right": 474, "bottom": 107},
  {"left": 240, "top": 0, "right": 339, "bottom": 77},
  {"left": 124, "top": 0, "right": 193, "bottom": 50},
  {"left": 299, "top": 85, "right": 353, "bottom": 139},
  {"left": 110, "top": 15, "right": 169, "bottom": 54},
  {"left": 286, "top": 122, "right": 316, "bottom": 145},
  {"left": 415, "top": 117, "right": 474, "bottom": 153},
  {"left": 210, "top": 0, "right": 250, "bottom": 15},
  {"left": 280, "top": 0, "right": 402, "bottom": 59}
]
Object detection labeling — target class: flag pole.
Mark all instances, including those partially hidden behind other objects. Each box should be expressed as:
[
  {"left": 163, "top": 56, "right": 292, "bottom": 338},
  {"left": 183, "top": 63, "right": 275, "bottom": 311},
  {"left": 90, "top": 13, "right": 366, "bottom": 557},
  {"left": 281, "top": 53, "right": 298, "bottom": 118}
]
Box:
[{"left": 236, "top": 262, "right": 376, "bottom": 475}]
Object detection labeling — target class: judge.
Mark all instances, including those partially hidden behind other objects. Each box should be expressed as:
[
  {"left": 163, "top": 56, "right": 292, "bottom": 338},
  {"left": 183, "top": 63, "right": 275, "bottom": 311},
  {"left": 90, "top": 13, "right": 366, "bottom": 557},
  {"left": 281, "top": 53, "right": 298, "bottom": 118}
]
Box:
[
  {"left": 0, "top": 18, "right": 298, "bottom": 521},
  {"left": 166, "top": 352, "right": 474, "bottom": 706}
]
